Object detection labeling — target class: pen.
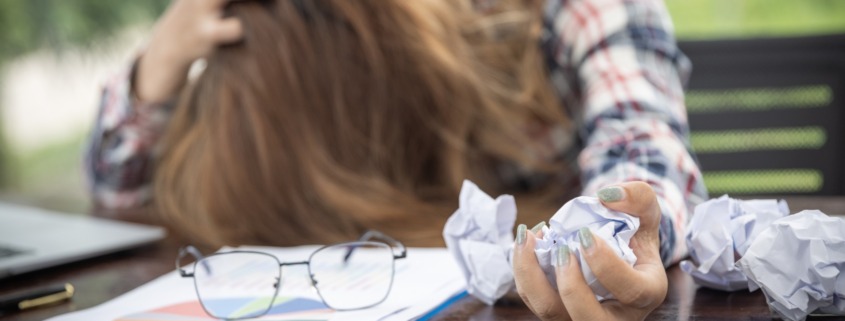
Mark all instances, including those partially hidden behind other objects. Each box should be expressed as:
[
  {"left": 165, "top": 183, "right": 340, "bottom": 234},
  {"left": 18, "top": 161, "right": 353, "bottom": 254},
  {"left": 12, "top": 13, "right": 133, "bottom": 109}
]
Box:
[{"left": 0, "top": 283, "right": 74, "bottom": 312}]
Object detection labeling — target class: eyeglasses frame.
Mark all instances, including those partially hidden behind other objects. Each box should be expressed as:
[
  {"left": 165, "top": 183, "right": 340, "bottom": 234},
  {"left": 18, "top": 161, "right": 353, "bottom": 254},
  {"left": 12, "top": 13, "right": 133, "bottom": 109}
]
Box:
[{"left": 175, "top": 230, "right": 407, "bottom": 319}]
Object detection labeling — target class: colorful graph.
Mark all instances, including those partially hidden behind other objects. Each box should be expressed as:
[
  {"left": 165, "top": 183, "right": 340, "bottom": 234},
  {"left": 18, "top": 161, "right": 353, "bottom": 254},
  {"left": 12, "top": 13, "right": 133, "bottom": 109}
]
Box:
[{"left": 115, "top": 296, "right": 331, "bottom": 321}]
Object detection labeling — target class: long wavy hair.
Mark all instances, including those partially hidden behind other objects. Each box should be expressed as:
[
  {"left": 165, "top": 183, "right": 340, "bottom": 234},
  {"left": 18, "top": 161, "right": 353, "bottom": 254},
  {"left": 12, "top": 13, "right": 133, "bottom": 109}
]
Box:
[{"left": 155, "top": 0, "right": 573, "bottom": 247}]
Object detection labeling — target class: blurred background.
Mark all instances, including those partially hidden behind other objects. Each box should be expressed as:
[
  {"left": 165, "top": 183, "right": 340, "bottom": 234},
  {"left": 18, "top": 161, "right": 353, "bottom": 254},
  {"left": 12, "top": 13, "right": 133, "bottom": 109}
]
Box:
[{"left": 0, "top": 0, "right": 843, "bottom": 214}]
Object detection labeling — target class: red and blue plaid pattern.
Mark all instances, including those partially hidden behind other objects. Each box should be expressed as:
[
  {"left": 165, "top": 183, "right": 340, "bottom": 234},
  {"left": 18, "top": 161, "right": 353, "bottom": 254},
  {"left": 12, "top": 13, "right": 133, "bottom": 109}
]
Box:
[{"left": 543, "top": 0, "right": 707, "bottom": 265}]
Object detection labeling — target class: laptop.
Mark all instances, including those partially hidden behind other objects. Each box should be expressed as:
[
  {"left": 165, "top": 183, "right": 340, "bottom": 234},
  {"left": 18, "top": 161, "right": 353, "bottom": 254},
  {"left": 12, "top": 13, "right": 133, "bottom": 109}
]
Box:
[{"left": 0, "top": 202, "right": 166, "bottom": 279}]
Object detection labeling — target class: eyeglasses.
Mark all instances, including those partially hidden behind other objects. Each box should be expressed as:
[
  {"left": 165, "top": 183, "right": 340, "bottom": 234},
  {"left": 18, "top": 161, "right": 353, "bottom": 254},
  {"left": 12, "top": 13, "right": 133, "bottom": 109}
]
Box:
[{"left": 175, "top": 230, "right": 407, "bottom": 320}]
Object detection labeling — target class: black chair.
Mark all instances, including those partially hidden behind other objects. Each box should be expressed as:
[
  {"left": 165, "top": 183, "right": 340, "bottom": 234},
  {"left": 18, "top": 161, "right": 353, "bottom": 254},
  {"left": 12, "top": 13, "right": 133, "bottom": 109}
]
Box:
[{"left": 679, "top": 34, "right": 845, "bottom": 196}]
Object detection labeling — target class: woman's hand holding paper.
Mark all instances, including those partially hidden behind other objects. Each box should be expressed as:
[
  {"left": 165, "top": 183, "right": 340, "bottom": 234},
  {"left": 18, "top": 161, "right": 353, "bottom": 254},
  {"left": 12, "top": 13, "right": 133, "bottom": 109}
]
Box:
[{"left": 512, "top": 182, "right": 667, "bottom": 321}]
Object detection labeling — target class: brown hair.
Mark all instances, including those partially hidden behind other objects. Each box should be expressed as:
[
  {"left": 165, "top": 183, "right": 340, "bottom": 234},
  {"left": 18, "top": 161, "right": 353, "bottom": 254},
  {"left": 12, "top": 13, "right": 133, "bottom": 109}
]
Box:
[{"left": 155, "top": 0, "right": 572, "bottom": 247}]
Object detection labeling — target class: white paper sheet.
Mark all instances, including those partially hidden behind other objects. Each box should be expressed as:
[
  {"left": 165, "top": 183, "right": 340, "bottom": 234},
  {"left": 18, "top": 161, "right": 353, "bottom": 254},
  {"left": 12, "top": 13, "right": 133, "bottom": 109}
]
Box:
[
  {"left": 679, "top": 195, "right": 789, "bottom": 291},
  {"left": 443, "top": 180, "right": 639, "bottom": 304},
  {"left": 736, "top": 210, "right": 845, "bottom": 321},
  {"left": 46, "top": 246, "right": 464, "bottom": 321}
]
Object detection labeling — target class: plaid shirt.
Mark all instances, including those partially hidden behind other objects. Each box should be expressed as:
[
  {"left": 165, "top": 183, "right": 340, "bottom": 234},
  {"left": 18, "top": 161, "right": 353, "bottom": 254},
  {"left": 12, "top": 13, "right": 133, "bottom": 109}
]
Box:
[{"left": 86, "top": 0, "right": 707, "bottom": 265}]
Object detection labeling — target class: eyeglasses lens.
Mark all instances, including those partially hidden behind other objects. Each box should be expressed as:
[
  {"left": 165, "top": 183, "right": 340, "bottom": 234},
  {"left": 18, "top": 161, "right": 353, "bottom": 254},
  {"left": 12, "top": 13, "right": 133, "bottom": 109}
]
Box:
[
  {"left": 308, "top": 242, "right": 395, "bottom": 310},
  {"left": 193, "top": 252, "right": 280, "bottom": 319}
]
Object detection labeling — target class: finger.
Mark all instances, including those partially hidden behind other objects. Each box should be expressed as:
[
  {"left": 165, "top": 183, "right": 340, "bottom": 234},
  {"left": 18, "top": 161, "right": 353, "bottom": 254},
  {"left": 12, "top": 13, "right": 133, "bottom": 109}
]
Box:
[
  {"left": 513, "top": 225, "right": 568, "bottom": 321},
  {"left": 595, "top": 181, "right": 662, "bottom": 263},
  {"left": 530, "top": 221, "right": 546, "bottom": 238},
  {"left": 554, "top": 245, "right": 606, "bottom": 320},
  {"left": 578, "top": 227, "right": 667, "bottom": 308},
  {"left": 211, "top": 17, "right": 244, "bottom": 44},
  {"left": 512, "top": 227, "right": 543, "bottom": 317}
]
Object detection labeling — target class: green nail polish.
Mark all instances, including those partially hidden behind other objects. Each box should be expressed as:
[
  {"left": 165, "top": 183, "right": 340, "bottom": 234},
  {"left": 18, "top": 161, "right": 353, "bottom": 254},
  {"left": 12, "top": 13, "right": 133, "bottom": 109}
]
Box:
[
  {"left": 579, "top": 227, "right": 594, "bottom": 249},
  {"left": 557, "top": 245, "right": 570, "bottom": 267},
  {"left": 516, "top": 224, "right": 527, "bottom": 245},
  {"left": 530, "top": 221, "right": 546, "bottom": 234},
  {"left": 597, "top": 186, "right": 625, "bottom": 202}
]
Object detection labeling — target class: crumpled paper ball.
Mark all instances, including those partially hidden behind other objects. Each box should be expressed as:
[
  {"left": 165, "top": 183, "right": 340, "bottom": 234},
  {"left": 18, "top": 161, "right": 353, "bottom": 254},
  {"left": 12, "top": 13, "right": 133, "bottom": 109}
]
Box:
[
  {"left": 680, "top": 195, "right": 789, "bottom": 291},
  {"left": 736, "top": 210, "right": 845, "bottom": 321},
  {"left": 533, "top": 196, "right": 639, "bottom": 301},
  {"left": 443, "top": 180, "right": 639, "bottom": 304},
  {"left": 443, "top": 180, "right": 517, "bottom": 305}
]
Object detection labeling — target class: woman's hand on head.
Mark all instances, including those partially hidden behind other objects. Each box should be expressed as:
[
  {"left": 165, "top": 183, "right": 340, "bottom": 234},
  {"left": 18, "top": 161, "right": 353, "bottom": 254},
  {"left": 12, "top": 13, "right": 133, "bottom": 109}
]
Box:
[
  {"left": 136, "top": 0, "right": 244, "bottom": 103},
  {"left": 512, "top": 181, "right": 668, "bottom": 321}
]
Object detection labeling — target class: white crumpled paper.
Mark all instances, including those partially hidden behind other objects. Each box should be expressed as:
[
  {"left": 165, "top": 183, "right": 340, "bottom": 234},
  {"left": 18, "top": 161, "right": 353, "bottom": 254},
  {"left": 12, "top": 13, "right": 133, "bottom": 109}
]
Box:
[
  {"left": 443, "top": 180, "right": 517, "bottom": 305},
  {"left": 736, "top": 210, "right": 845, "bottom": 321},
  {"left": 679, "top": 195, "right": 789, "bottom": 291},
  {"left": 443, "top": 180, "right": 639, "bottom": 304},
  {"left": 533, "top": 195, "right": 640, "bottom": 301}
]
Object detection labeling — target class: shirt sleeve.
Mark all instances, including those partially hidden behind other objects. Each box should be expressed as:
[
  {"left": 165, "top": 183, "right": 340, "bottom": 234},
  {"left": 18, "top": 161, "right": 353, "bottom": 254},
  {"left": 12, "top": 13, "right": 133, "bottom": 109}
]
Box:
[
  {"left": 541, "top": 0, "right": 708, "bottom": 265},
  {"left": 84, "top": 62, "right": 174, "bottom": 209}
]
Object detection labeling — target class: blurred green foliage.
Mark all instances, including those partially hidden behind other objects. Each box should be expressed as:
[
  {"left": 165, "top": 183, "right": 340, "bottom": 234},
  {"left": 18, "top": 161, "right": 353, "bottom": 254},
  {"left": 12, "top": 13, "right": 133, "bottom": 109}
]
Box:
[
  {"left": 667, "top": 0, "right": 845, "bottom": 39},
  {"left": 0, "top": 0, "right": 842, "bottom": 62},
  {"left": 0, "top": 0, "right": 168, "bottom": 62},
  {"left": 0, "top": 0, "right": 167, "bottom": 210}
]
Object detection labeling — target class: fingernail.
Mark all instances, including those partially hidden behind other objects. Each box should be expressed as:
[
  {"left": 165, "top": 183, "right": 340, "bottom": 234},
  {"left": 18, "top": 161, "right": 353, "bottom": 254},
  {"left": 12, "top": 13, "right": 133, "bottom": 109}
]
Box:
[
  {"left": 597, "top": 186, "right": 625, "bottom": 202},
  {"left": 556, "top": 245, "right": 570, "bottom": 267},
  {"left": 516, "top": 224, "right": 527, "bottom": 246},
  {"left": 530, "top": 221, "right": 546, "bottom": 234},
  {"left": 579, "top": 227, "right": 594, "bottom": 250}
]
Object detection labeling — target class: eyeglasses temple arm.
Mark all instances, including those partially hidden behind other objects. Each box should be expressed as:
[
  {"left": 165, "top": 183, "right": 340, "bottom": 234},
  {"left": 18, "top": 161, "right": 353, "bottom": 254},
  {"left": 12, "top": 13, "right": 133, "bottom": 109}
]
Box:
[
  {"left": 175, "top": 245, "right": 209, "bottom": 277},
  {"left": 343, "top": 230, "right": 407, "bottom": 262}
]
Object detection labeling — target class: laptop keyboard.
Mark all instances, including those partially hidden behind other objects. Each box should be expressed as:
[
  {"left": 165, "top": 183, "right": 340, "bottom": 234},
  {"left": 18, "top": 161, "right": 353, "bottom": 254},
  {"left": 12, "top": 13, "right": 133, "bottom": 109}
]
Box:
[{"left": 0, "top": 246, "right": 26, "bottom": 260}]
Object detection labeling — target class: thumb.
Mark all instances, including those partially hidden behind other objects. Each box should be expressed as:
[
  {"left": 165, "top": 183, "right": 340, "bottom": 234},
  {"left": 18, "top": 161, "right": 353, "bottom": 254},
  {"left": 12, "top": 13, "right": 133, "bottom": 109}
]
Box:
[{"left": 595, "top": 181, "right": 661, "bottom": 232}]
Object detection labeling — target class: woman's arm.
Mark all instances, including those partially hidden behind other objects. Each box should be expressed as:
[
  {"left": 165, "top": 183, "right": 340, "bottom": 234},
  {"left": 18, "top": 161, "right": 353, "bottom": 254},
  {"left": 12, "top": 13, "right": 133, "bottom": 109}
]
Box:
[
  {"left": 511, "top": 0, "right": 708, "bottom": 319},
  {"left": 85, "top": 0, "right": 244, "bottom": 209},
  {"left": 85, "top": 66, "right": 174, "bottom": 209},
  {"left": 542, "top": 0, "right": 708, "bottom": 265}
]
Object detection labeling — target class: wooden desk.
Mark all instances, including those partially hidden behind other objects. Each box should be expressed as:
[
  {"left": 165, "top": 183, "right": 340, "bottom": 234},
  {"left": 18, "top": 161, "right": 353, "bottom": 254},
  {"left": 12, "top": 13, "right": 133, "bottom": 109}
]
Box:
[{"left": 1, "top": 197, "right": 843, "bottom": 321}]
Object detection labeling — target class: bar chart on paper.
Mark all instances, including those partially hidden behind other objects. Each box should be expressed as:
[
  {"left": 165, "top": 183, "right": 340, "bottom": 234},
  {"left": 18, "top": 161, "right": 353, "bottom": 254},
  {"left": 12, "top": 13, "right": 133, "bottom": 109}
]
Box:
[{"left": 116, "top": 296, "right": 331, "bottom": 321}]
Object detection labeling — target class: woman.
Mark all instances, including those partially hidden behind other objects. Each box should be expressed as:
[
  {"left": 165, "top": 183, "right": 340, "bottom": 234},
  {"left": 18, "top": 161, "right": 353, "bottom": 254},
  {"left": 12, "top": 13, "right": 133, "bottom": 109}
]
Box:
[{"left": 86, "top": 0, "right": 706, "bottom": 319}]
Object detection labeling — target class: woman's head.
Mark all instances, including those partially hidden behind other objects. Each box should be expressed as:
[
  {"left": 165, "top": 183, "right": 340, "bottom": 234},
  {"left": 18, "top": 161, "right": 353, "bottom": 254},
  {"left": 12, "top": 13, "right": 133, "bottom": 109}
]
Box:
[{"left": 155, "top": 0, "right": 571, "bottom": 247}]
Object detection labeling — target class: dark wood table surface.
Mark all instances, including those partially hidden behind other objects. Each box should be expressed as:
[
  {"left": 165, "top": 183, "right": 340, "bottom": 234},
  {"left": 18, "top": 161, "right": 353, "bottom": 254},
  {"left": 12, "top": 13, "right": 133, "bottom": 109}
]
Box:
[{"left": 2, "top": 197, "right": 844, "bottom": 321}]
